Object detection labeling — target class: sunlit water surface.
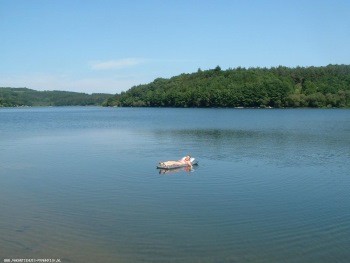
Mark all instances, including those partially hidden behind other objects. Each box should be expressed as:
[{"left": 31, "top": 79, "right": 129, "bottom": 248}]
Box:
[{"left": 1, "top": 107, "right": 349, "bottom": 263}]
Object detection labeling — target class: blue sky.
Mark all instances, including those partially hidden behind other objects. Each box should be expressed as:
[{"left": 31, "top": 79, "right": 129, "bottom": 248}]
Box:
[{"left": 1, "top": 0, "right": 349, "bottom": 94}]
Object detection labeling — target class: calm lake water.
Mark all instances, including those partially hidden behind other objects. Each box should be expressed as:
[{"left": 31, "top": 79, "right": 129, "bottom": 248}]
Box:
[{"left": 1, "top": 107, "right": 350, "bottom": 263}]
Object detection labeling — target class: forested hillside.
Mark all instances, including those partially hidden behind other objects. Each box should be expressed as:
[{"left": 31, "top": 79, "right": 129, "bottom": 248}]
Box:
[
  {"left": 0, "top": 88, "right": 112, "bottom": 107},
  {"left": 104, "top": 64, "right": 350, "bottom": 108}
]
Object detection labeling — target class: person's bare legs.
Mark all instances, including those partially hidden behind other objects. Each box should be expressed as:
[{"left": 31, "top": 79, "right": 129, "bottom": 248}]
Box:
[{"left": 160, "top": 161, "right": 182, "bottom": 166}]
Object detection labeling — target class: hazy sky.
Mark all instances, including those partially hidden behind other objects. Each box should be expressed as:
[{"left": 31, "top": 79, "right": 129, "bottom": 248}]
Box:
[{"left": 1, "top": 0, "right": 349, "bottom": 94}]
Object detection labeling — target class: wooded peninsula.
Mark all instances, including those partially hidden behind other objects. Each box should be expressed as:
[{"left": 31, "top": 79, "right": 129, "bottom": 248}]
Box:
[
  {"left": 2, "top": 65, "right": 349, "bottom": 108},
  {"left": 104, "top": 64, "right": 350, "bottom": 108},
  {"left": 0, "top": 88, "right": 112, "bottom": 107}
]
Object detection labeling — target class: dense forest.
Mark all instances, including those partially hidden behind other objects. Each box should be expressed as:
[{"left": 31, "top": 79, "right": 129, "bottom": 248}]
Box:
[
  {"left": 0, "top": 88, "right": 112, "bottom": 107},
  {"left": 104, "top": 64, "right": 350, "bottom": 108}
]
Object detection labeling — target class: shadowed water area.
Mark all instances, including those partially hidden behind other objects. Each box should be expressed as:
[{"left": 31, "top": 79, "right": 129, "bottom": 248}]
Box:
[{"left": 1, "top": 107, "right": 349, "bottom": 262}]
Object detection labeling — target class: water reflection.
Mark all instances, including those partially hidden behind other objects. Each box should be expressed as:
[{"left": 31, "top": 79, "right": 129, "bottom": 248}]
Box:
[
  {"left": 153, "top": 127, "right": 350, "bottom": 168},
  {"left": 157, "top": 165, "right": 196, "bottom": 175}
]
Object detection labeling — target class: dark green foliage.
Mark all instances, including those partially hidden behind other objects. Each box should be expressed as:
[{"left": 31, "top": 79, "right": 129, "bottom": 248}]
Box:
[
  {"left": 104, "top": 64, "right": 350, "bottom": 108},
  {"left": 0, "top": 87, "right": 113, "bottom": 107}
]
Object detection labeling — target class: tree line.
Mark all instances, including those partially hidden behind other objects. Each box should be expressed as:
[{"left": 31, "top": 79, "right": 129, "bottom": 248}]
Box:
[
  {"left": 103, "top": 64, "right": 350, "bottom": 108},
  {"left": 0, "top": 88, "right": 112, "bottom": 107}
]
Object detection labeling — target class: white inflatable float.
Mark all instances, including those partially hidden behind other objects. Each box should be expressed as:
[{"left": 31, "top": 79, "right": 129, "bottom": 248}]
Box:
[{"left": 157, "top": 156, "right": 198, "bottom": 170}]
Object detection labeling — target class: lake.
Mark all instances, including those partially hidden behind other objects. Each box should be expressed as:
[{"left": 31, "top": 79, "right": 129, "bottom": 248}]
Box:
[{"left": 0, "top": 107, "right": 349, "bottom": 263}]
